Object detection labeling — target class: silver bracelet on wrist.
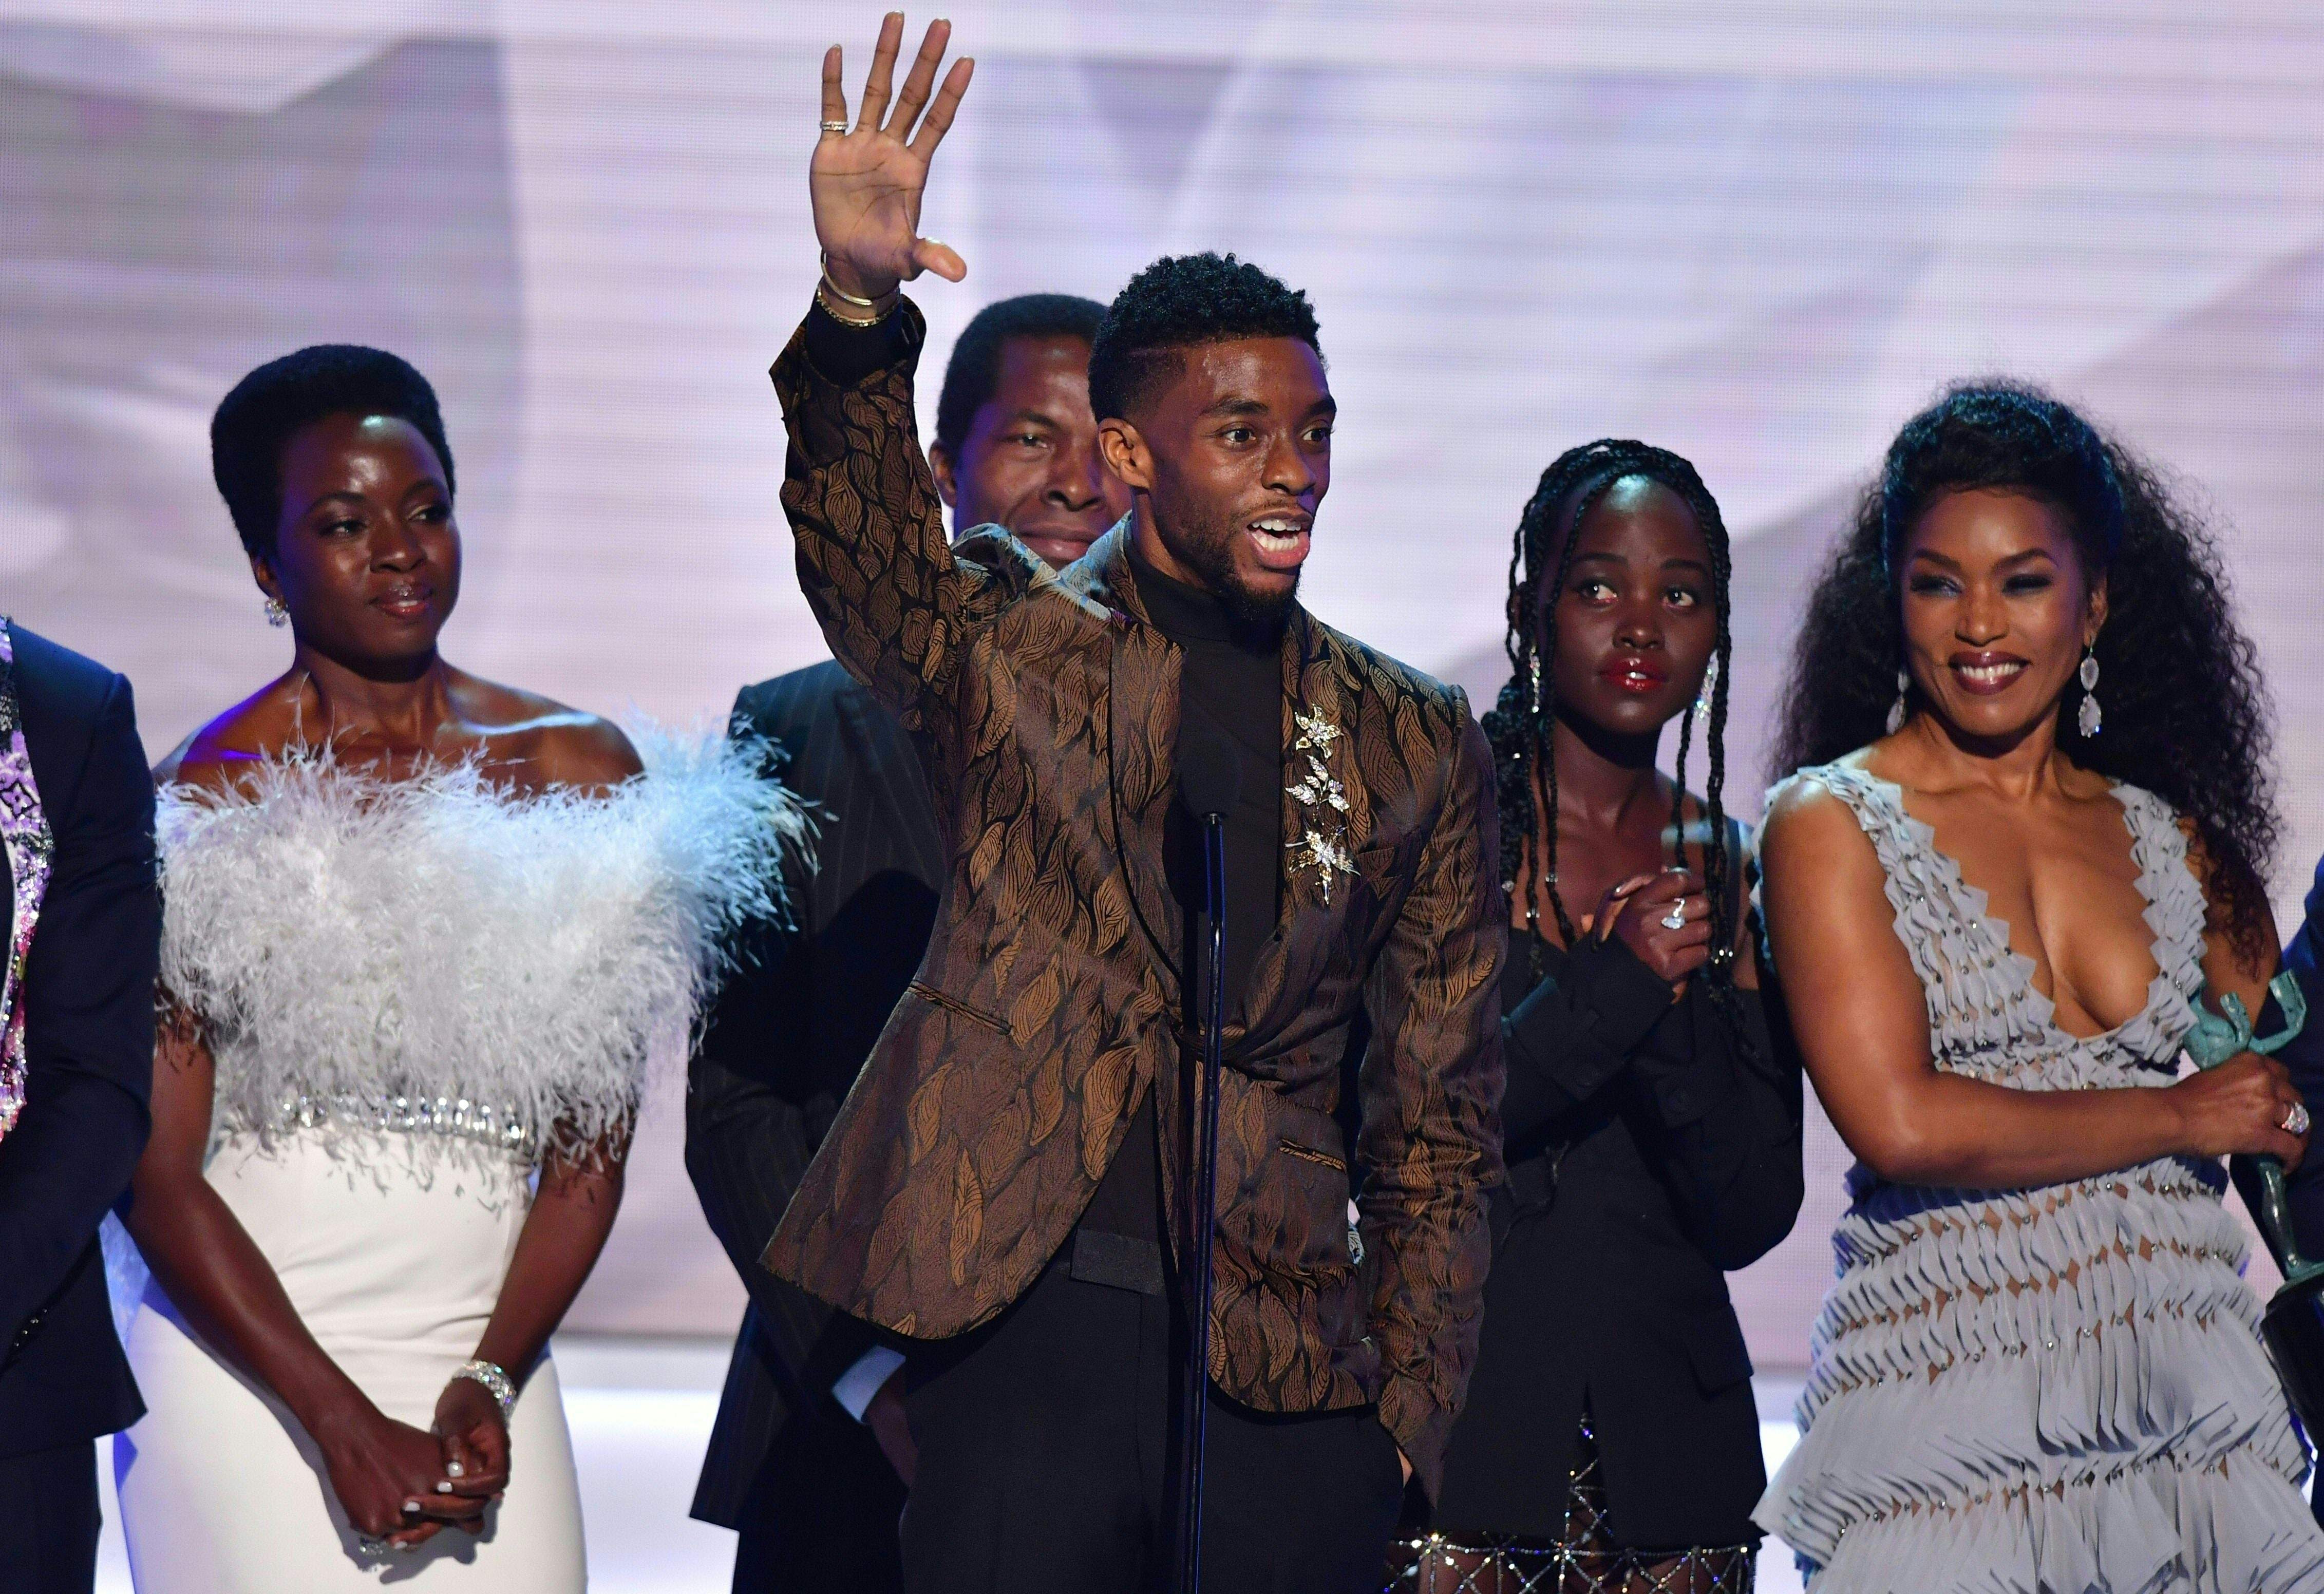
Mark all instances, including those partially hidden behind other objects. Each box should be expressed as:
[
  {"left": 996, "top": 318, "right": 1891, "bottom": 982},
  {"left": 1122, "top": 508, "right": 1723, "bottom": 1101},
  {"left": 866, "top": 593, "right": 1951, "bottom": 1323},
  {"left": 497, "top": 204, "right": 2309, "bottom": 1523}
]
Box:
[
  {"left": 817, "top": 250, "right": 882, "bottom": 308},
  {"left": 818, "top": 249, "right": 897, "bottom": 308},
  {"left": 451, "top": 1357, "right": 517, "bottom": 1419}
]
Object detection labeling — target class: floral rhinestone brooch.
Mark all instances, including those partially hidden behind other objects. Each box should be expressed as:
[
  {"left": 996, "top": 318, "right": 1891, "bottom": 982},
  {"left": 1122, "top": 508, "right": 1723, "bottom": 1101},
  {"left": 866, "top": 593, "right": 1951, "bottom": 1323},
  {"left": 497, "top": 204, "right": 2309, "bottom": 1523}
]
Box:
[{"left": 1287, "top": 706, "right": 1356, "bottom": 904}]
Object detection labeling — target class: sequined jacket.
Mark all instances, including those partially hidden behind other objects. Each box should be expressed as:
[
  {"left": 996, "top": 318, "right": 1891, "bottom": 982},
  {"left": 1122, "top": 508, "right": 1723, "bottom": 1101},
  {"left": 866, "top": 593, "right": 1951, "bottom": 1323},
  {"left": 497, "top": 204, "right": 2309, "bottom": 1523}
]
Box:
[{"left": 759, "top": 302, "right": 1506, "bottom": 1496}]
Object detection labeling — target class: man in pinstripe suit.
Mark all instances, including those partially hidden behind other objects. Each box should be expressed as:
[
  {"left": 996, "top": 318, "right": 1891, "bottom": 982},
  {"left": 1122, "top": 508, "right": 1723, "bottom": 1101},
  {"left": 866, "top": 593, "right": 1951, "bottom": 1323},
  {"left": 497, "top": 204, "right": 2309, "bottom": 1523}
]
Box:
[{"left": 686, "top": 293, "right": 1128, "bottom": 1591}]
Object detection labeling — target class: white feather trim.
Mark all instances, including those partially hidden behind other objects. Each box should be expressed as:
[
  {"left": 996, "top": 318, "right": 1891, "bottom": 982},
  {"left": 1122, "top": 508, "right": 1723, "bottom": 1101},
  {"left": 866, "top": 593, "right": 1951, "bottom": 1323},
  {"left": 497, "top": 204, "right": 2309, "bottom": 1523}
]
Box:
[{"left": 157, "top": 728, "right": 805, "bottom": 1163}]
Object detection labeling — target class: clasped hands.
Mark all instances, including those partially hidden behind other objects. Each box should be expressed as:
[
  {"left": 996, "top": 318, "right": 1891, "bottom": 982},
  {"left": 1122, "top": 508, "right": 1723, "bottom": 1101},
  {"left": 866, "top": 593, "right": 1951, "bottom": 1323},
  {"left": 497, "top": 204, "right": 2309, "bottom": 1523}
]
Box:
[
  {"left": 322, "top": 1373, "right": 512, "bottom": 1553},
  {"left": 1594, "top": 868, "right": 1715, "bottom": 991}
]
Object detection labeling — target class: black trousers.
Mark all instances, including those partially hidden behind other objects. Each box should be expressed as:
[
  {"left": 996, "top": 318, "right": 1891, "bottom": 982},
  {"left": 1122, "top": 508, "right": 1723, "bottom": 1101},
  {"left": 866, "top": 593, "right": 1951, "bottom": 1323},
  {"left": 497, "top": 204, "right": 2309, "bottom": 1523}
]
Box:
[
  {"left": 899, "top": 1246, "right": 1405, "bottom": 1594},
  {"left": 729, "top": 1396, "right": 908, "bottom": 1593},
  {"left": 0, "top": 1440, "right": 101, "bottom": 1594}
]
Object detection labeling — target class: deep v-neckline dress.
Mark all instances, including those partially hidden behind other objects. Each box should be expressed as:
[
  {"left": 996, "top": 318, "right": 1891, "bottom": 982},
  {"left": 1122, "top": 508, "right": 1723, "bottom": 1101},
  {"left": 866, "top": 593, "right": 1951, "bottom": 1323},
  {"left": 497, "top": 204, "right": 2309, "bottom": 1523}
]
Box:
[{"left": 1754, "top": 762, "right": 2324, "bottom": 1591}]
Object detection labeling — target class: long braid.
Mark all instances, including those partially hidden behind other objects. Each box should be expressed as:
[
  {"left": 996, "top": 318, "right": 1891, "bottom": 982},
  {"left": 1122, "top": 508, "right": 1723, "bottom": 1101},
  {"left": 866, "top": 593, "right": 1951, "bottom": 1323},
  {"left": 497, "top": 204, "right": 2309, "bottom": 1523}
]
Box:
[
  {"left": 1484, "top": 444, "right": 1641, "bottom": 979},
  {"left": 1533, "top": 515, "right": 1598, "bottom": 950},
  {"left": 1667, "top": 468, "right": 1752, "bottom": 1053},
  {"left": 1669, "top": 675, "right": 1695, "bottom": 863},
  {"left": 1483, "top": 439, "right": 1750, "bottom": 1042},
  {"left": 1486, "top": 497, "right": 1541, "bottom": 977}
]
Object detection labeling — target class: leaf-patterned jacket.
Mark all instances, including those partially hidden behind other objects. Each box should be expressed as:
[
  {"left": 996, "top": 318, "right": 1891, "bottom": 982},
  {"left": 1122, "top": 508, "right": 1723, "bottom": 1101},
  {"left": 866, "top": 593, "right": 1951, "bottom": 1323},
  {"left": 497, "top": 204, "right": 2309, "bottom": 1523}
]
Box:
[{"left": 758, "top": 301, "right": 1505, "bottom": 1496}]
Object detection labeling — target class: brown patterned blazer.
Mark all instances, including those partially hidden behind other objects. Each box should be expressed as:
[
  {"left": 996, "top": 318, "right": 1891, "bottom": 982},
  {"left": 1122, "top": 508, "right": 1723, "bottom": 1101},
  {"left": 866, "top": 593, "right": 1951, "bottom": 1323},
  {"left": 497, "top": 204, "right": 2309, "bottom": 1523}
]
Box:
[{"left": 759, "top": 302, "right": 1505, "bottom": 1494}]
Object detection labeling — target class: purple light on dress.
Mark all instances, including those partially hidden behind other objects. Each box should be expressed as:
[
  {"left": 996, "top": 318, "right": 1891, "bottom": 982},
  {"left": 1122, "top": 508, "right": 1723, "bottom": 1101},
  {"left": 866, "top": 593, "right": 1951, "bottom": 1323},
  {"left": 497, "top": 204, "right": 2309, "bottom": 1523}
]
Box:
[{"left": 0, "top": 621, "right": 53, "bottom": 1144}]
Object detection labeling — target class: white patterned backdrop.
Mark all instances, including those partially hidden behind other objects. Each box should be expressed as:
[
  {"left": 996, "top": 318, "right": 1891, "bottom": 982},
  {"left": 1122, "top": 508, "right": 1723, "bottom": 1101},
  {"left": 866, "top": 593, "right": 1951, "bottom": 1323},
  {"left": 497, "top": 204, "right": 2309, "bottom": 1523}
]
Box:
[{"left": 7, "top": 0, "right": 2324, "bottom": 1360}]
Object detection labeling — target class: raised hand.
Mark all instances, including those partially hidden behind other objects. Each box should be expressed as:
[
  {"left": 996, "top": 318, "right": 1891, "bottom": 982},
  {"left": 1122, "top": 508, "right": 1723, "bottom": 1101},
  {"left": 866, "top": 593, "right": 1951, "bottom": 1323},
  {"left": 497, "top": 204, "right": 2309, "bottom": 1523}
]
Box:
[{"left": 813, "top": 12, "right": 975, "bottom": 302}]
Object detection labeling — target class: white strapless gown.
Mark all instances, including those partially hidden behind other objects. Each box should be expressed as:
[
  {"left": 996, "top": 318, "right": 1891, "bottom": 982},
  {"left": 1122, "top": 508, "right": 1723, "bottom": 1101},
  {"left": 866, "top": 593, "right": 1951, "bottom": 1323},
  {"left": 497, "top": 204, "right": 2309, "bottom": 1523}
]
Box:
[{"left": 115, "top": 1130, "right": 588, "bottom": 1591}]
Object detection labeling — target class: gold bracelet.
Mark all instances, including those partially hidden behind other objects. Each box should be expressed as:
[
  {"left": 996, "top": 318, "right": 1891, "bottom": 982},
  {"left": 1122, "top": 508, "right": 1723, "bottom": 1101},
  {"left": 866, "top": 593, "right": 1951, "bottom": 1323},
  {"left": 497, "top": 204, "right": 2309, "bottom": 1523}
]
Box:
[
  {"left": 814, "top": 279, "right": 897, "bottom": 328},
  {"left": 818, "top": 250, "right": 893, "bottom": 310}
]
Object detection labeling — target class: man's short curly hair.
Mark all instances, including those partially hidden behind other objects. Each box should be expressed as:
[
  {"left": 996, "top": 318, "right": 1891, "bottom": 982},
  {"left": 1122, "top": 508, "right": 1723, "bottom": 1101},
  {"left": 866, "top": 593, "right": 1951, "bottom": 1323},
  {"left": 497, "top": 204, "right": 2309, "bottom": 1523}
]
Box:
[
  {"left": 933, "top": 293, "right": 1108, "bottom": 458},
  {"left": 1087, "top": 252, "right": 1322, "bottom": 423},
  {"left": 211, "top": 344, "right": 455, "bottom": 561}
]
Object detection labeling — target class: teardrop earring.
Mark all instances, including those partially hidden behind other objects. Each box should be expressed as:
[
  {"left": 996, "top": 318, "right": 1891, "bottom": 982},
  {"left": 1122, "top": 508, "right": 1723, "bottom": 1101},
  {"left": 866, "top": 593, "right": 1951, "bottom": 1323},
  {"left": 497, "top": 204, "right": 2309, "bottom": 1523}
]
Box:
[
  {"left": 2076, "top": 645, "right": 2102, "bottom": 738},
  {"left": 264, "top": 596, "right": 290, "bottom": 630},
  {"left": 1885, "top": 667, "right": 1911, "bottom": 735}
]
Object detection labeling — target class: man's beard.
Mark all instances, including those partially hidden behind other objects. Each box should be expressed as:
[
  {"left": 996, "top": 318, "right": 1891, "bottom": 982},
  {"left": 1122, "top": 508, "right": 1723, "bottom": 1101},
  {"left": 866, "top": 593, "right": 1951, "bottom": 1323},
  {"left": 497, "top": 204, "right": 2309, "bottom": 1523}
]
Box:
[{"left": 1154, "top": 508, "right": 1299, "bottom": 637}]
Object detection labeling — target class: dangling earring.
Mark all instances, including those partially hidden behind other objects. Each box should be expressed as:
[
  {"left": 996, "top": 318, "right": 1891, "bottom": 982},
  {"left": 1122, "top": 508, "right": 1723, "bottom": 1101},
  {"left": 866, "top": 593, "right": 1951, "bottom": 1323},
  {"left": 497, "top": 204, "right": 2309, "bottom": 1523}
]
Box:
[
  {"left": 2076, "top": 644, "right": 2102, "bottom": 738},
  {"left": 1693, "top": 654, "right": 1719, "bottom": 722},
  {"left": 1529, "top": 651, "right": 1542, "bottom": 717},
  {"left": 264, "top": 596, "right": 290, "bottom": 629},
  {"left": 1885, "top": 667, "right": 1911, "bottom": 735}
]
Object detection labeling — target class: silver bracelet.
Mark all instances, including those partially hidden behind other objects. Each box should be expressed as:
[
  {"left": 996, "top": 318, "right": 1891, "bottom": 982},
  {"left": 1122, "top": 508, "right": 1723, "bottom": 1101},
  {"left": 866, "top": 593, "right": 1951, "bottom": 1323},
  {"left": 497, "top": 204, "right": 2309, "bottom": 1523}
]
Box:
[
  {"left": 817, "top": 249, "right": 882, "bottom": 308},
  {"left": 450, "top": 1357, "right": 517, "bottom": 1419}
]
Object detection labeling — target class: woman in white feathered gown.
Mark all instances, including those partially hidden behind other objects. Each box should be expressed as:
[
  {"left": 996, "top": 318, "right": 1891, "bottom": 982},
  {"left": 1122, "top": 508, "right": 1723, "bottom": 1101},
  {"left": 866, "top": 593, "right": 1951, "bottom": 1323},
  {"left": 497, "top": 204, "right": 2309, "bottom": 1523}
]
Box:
[{"left": 111, "top": 345, "right": 800, "bottom": 1590}]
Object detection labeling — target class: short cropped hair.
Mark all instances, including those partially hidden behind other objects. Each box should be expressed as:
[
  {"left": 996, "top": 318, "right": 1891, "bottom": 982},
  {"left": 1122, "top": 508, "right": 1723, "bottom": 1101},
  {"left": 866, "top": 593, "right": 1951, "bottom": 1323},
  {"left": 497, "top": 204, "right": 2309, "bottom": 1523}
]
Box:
[
  {"left": 1087, "top": 253, "right": 1321, "bottom": 423},
  {"left": 933, "top": 294, "right": 1108, "bottom": 457},
  {"left": 211, "top": 345, "right": 454, "bottom": 560}
]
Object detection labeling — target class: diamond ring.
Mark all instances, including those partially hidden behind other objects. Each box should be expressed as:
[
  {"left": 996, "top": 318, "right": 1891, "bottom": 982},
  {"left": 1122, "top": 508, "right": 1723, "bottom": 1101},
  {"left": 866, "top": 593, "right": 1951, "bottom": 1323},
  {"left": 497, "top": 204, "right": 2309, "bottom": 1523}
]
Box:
[
  {"left": 2284, "top": 1102, "right": 2311, "bottom": 1137},
  {"left": 1660, "top": 901, "right": 1689, "bottom": 931}
]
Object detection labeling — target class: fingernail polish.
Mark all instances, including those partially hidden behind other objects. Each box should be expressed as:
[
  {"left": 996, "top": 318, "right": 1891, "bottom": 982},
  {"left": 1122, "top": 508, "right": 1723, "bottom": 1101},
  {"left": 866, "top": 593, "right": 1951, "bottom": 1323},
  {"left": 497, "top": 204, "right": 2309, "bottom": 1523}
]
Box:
[
  {"left": 447, "top": 1461, "right": 465, "bottom": 1478},
  {"left": 436, "top": 1481, "right": 454, "bottom": 1493}
]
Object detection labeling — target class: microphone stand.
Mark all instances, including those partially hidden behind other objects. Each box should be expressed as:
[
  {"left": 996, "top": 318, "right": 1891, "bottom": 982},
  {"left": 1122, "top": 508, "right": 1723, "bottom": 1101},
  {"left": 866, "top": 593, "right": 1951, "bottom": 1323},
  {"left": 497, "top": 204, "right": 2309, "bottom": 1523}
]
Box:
[{"left": 1175, "top": 808, "right": 1228, "bottom": 1594}]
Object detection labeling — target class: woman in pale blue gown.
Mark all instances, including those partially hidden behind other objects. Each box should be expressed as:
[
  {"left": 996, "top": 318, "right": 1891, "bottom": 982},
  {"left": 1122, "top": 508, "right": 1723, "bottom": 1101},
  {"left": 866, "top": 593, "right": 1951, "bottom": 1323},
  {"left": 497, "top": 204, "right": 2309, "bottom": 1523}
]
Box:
[{"left": 1754, "top": 383, "right": 2324, "bottom": 1591}]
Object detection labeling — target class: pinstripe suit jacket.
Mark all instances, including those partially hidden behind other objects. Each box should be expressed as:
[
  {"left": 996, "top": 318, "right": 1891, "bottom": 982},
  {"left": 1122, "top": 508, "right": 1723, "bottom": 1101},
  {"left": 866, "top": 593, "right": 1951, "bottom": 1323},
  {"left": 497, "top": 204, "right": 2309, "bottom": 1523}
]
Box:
[
  {"left": 686, "top": 659, "right": 940, "bottom": 1530},
  {"left": 759, "top": 303, "right": 1507, "bottom": 1494}
]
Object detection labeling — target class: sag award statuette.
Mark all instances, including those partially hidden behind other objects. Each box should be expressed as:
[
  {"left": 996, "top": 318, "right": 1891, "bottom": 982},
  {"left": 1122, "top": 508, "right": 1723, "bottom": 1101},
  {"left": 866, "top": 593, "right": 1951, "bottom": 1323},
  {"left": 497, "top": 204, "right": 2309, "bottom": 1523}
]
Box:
[{"left": 2184, "top": 971, "right": 2324, "bottom": 1433}]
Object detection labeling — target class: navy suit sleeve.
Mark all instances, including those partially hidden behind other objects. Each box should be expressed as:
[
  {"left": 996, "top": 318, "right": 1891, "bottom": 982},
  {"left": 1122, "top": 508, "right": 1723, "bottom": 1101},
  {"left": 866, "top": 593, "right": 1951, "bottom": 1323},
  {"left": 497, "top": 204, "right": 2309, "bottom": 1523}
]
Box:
[
  {"left": 2284, "top": 851, "right": 2324, "bottom": 988},
  {"left": 2251, "top": 859, "right": 2324, "bottom": 1270},
  {"left": 0, "top": 672, "right": 157, "bottom": 1343}
]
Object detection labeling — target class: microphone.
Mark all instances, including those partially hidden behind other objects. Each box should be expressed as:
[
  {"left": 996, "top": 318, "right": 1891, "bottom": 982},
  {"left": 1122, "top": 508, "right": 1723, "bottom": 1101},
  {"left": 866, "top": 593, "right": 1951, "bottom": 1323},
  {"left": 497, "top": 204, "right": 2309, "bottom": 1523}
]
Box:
[{"left": 1174, "top": 721, "right": 1240, "bottom": 1594}]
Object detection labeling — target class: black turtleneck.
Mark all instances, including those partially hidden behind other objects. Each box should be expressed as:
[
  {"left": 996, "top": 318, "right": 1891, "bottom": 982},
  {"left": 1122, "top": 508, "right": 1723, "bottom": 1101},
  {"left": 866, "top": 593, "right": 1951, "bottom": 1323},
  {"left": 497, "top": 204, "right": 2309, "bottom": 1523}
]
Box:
[
  {"left": 1071, "top": 549, "right": 1287, "bottom": 1251},
  {"left": 1130, "top": 547, "right": 1286, "bottom": 1010}
]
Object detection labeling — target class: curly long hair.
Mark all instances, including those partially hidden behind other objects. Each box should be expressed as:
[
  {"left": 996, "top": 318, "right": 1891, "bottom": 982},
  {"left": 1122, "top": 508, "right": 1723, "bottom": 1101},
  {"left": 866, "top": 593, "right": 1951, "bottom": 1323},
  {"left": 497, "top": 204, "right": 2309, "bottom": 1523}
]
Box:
[
  {"left": 1481, "top": 440, "right": 1742, "bottom": 1015},
  {"left": 1771, "top": 381, "right": 2278, "bottom": 956}
]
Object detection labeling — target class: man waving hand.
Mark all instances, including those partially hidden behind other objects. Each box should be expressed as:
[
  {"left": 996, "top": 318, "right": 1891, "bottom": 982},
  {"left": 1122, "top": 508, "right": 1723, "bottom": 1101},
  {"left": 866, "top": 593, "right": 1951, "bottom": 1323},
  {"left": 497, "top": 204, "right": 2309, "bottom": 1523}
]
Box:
[{"left": 761, "top": 18, "right": 1504, "bottom": 1591}]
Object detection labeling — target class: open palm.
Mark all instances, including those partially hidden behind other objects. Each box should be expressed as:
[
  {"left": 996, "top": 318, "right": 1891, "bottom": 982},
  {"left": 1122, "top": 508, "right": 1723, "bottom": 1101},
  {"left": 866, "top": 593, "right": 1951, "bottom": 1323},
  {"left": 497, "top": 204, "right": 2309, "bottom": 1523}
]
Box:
[{"left": 813, "top": 13, "right": 974, "bottom": 299}]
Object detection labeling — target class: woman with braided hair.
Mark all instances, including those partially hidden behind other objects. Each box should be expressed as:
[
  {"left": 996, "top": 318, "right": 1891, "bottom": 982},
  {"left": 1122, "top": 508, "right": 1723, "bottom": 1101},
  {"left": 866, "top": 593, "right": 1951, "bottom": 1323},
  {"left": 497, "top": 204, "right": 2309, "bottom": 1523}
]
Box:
[
  {"left": 1391, "top": 441, "right": 1803, "bottom": 1594},
  {"left": 1753, "top": 384, "right": 2324, "bottom": 1587}
]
